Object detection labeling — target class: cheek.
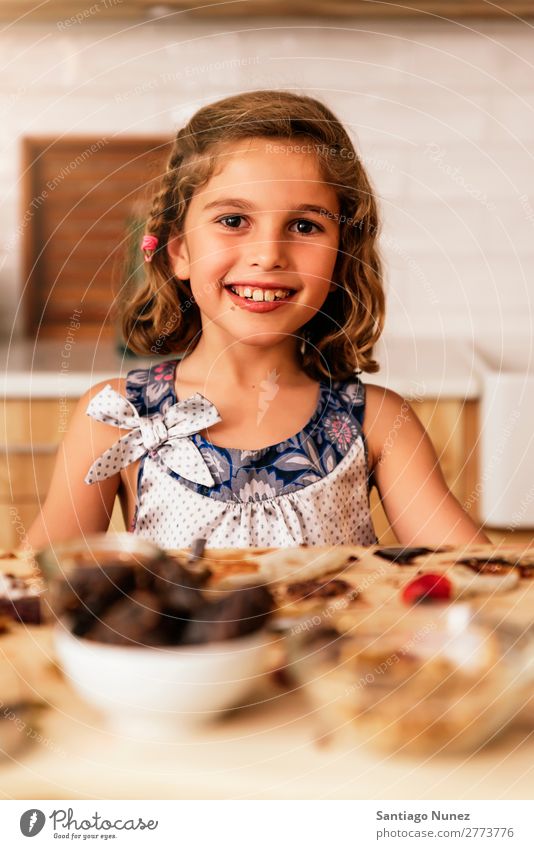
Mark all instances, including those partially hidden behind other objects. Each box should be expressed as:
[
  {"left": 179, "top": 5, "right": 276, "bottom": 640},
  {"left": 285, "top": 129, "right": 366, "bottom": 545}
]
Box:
[
  {"left": 188, "top": 230, "right": 229, "bottom": 272},
  {"left": 300, "top": 241, "right": 338, "bottom": 273},
  {"left": 302, "top": 254, "right": 337, "bottom": 298},
  {"left": 190, "top": 285, "right": 220, "bottom": 314}
]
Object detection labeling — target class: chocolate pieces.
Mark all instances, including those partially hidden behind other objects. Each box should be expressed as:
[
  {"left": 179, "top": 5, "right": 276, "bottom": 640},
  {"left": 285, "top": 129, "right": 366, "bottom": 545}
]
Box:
[
  {"left": 86, "top": 590, "right": 163, "bottom": 646},
  {"left": 48, "top": 555, "right": 273, "bottom": 647},
  {"left": 374, "top": 547, "right": 440, "bottom": 565},
  {"left": 181, "top": 586, "right": 273, "bottom": 645},
  {"left": 455, "top": 556, "right": 525, "bottom": 576},
  {"left": 285, "top": 578, "right": 354, "bottom": 601}
]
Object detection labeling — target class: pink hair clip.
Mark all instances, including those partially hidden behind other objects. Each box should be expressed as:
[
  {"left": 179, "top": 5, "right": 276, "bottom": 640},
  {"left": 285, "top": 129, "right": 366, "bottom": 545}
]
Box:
[{"left": 141, "top": 234, "right": 159, "bottom": 262}]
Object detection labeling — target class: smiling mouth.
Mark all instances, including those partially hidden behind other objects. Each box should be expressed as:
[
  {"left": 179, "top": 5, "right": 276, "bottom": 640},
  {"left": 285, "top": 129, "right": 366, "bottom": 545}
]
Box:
[{"left": 225, "top": 285, "right": 295, "bottom": 303}]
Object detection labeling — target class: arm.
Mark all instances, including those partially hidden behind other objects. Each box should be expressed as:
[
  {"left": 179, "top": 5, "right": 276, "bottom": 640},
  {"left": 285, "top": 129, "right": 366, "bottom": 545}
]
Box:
[
  {"left": 366, "top": 387, "right": 491, "bottom": 546},
  {"left": 26, "top": 379, "right": 126, "bottom": 551}
]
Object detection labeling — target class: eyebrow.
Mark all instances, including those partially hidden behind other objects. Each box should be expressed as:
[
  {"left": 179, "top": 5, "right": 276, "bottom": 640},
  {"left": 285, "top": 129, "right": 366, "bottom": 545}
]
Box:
[{"left": 202, "top": 197, "right": 338, "bottom": 219}]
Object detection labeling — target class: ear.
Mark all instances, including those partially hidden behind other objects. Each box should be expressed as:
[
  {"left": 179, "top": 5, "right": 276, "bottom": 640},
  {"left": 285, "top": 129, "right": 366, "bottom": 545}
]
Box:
[{"left": 167, "top": 234, "right": 191, "bottom": 281}]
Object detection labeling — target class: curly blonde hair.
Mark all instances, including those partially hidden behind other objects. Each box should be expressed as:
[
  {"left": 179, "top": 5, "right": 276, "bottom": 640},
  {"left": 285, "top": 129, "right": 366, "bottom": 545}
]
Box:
[{"left": 122, "top": 89, "right": 385, "bottom": 380}]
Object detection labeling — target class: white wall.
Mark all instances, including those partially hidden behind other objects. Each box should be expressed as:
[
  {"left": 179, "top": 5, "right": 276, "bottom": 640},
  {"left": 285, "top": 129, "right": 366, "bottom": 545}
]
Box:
[{"left": 1, "top": 16, "right": 532, "bottom": 340}]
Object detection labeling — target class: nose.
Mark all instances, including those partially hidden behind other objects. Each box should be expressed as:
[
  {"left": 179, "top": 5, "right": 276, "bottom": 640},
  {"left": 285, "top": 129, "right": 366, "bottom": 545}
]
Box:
[{"left": 245, "top": 222, "right": 289, "bottom": 271}]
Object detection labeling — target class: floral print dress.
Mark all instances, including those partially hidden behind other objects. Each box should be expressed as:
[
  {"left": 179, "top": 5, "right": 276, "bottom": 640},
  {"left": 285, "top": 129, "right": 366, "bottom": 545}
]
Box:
[{"left": 85, "top": 359, "right": 378, "bottom": 549}]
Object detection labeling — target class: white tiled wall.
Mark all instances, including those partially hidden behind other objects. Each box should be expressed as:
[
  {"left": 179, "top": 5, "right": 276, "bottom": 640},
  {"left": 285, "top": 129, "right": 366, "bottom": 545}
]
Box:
[{"left": 1, "top": 17, "right": 532, "bottom": 340}]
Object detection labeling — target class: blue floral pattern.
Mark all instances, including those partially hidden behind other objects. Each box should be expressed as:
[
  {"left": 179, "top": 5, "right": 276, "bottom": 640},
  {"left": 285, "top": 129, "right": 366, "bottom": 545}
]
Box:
[{"left": 126, "top": 359, "right": 374, "bottom": 504}]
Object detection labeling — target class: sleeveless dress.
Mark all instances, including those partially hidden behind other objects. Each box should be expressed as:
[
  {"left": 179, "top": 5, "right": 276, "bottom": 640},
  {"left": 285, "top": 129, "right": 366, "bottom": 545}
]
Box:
[{"left": 84, "top": 359, "right": 378, "bottom": 549}]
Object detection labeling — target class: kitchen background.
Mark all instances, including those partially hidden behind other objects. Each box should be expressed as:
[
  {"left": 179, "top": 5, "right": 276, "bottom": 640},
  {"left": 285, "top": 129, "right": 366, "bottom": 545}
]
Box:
[{"left": 0, "top": 0, "right": 533, "bottom": 547}]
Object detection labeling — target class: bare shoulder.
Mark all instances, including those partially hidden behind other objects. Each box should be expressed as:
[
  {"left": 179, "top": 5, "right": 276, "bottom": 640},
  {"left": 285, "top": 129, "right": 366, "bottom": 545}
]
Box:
[
  {"left": 58, "top": 373, "right": 132, "bottom": 493},
  {"left": 67, "top": 376, "right": 129, "bottom": 453},
  {"left": 73, "top": 376, "right": 128, "bottom": 418},
  {"left": 361, "top": 382, "right": 410, "bottom": 469},
  {"left": 363, "top": 382, "right": 407, "bottom": 419}
]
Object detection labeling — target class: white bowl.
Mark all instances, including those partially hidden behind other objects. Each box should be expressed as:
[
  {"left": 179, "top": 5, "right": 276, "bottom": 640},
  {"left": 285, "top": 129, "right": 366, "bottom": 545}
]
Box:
[{"left": 54, "top": 624, "right": 272, "bottom": 738}]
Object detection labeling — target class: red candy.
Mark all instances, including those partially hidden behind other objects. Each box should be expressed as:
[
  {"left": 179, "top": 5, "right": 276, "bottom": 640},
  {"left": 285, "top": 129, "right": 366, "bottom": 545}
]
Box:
[{"left": 402, "top": 573, "right": 452, "bottom": 605}]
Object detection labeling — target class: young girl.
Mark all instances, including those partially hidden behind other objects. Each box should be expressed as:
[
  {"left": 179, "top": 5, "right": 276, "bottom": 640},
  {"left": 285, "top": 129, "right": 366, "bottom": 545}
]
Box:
[{"left": 27, "top": 90, "right": 490, "bottom": 551}]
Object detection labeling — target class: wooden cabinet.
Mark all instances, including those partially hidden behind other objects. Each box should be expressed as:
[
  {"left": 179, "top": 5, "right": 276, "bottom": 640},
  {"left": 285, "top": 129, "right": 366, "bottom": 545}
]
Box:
[
  {"left": 0, "top": 399, "right": 71, "bottom": 549},
  {"left": 0, "top": 399, "right": 125, "bottom": 550},
  {"left": 22, "top": 137, "right": 169, "bottom": 339}
]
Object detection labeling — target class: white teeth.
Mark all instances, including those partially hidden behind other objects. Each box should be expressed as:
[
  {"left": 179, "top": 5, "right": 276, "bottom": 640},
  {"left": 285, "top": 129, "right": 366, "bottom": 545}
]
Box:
[{"left": 228, "top": 285, "right": 293, "bottom": 301}]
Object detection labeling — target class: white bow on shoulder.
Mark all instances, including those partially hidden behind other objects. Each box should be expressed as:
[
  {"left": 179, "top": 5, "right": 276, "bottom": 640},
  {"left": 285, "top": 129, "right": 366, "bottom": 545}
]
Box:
[{"left": 84, "top": 384, "right": 222, "bottom": 487}]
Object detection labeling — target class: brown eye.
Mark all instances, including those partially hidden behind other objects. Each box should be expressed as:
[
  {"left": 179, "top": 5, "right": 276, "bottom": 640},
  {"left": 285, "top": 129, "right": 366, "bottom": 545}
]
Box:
[
  {"left": 290, "top": 219, "right": 322, "bottom": 235},
  {"left": 219, "top": 215, "right": 245, "bottom": 229}
]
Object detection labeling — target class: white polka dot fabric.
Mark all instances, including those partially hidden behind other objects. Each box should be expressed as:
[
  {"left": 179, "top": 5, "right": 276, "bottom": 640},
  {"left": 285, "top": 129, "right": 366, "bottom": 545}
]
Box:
[
  {"left": 85, "top": 384, "right": 223, "bottom": 487},
  {"left": 85, "top": 380, "right": 378, "bottom": 549}
]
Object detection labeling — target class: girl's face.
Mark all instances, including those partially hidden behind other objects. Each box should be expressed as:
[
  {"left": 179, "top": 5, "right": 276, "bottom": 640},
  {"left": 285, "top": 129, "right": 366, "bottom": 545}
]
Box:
[{"left": 167, "top": 136, "right": 340, "bottom": 351}]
